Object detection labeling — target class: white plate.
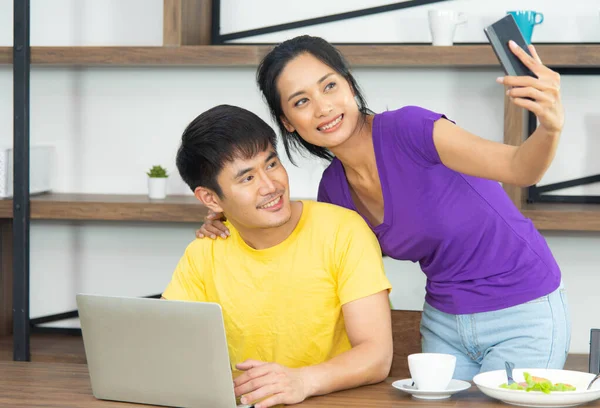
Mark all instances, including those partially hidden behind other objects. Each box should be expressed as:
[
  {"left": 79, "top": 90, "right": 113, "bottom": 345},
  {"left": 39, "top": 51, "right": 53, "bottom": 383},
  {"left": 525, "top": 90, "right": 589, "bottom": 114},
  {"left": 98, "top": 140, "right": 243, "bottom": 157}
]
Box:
[
  {"left": 473, "top": 368, "right": 600, "bottom": 407},
  {"left": 392, "top": 378, "right": 471, "bottom": 400}
]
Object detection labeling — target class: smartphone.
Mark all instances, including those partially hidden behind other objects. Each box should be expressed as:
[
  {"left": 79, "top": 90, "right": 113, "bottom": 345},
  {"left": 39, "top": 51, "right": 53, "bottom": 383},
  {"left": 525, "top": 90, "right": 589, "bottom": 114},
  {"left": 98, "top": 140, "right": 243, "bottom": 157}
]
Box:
[{"left": 483, "top": 14, "right": 537, "bottom": 78}]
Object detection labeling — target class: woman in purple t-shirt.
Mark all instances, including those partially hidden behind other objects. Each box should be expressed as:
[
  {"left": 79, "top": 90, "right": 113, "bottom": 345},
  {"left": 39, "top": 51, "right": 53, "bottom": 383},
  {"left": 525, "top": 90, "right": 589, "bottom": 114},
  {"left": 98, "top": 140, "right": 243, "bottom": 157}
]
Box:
[{"left": 196, "top": 35, "right": 570, "bottom": 381}]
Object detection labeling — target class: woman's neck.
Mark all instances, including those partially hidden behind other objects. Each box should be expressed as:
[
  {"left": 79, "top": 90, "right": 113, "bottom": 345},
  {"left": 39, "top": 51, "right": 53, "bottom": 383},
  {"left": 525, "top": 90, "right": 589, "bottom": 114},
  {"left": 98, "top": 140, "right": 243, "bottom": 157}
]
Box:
[{"left": 329, "top": 114, "right": 377, "bottom": 180}]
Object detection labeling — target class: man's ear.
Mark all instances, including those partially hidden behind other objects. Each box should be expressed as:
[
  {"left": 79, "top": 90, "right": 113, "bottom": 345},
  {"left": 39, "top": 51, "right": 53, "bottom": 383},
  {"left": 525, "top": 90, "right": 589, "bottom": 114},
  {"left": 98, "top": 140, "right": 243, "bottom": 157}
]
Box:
[
  {"left": 194, "top": 187, "right": 224, "bottom": 213},
  {"left": 280, "top": 116, "right": 295, "bottom": 133}
]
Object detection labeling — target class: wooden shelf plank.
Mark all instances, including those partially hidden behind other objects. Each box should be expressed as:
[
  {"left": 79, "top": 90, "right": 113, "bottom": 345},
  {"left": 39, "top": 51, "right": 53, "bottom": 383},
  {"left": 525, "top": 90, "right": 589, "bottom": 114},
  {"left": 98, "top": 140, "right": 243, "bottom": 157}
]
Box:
[
  {"left": 335, "top": 45, "right": 500, "bottom": 67},
  {"left": 0, "top": 193, "right": 206, "bottom": 223},
  {"left": 0, "top": 46, "right": 270, "bottom": 66},
  {"left": 0, "top": 44, "right": 599, "bottom": 67},
  {"left": 0, "top": 194, "right": 599, "bottom": 231},
  {"left": 523, "top": 202, "right": 600, "bottom": 231}
]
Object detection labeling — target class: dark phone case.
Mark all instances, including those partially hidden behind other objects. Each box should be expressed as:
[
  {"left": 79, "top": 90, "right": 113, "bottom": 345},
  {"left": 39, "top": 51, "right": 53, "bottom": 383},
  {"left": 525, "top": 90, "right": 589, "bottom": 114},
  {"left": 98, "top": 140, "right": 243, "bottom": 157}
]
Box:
[{"left": 484, "top": 14, "right": 537, "bottom": 78}]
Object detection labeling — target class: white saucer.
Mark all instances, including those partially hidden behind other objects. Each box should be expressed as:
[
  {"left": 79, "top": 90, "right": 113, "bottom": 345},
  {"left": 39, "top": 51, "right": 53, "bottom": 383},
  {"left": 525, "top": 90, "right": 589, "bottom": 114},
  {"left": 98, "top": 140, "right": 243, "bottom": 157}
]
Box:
[{"left": 392, "top": 378, "right": 471, "bottom": 400}]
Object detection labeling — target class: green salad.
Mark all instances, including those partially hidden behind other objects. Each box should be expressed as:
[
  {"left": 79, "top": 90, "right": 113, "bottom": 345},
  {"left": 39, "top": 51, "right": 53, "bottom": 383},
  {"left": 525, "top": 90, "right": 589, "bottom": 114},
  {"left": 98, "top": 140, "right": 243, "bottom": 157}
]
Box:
[{"left": 500, "top": 372, "right": 577, "bottom": 394}]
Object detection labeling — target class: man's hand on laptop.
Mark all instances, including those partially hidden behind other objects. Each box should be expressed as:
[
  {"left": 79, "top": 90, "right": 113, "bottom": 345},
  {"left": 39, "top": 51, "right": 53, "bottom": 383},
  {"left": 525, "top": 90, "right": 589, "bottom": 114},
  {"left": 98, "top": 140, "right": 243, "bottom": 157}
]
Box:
[{"left": 234, "top": 359, "right": 308, "bottom": 408}]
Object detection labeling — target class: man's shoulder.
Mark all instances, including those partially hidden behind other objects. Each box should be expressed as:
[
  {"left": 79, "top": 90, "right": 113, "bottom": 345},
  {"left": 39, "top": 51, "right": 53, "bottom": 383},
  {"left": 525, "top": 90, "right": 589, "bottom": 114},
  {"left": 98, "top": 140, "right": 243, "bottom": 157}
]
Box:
[
  {"left": 182, "top": 237, "right": 212, "bottom": 256},
  {"left": 180, "top": 232, "right": 240, "bottom": 272},
  {"left": 183, "top": 228, "right": 235, "bottom": 255},
  {"left": 303, "top": 200, "right": 370, "bottom": 230}
]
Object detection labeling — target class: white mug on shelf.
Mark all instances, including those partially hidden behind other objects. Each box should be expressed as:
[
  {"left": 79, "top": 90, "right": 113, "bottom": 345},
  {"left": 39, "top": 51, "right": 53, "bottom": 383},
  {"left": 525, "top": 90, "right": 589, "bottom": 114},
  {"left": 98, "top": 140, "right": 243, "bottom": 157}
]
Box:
[{"left": 428, "top": 10, "right": 467, "bottom": 46}]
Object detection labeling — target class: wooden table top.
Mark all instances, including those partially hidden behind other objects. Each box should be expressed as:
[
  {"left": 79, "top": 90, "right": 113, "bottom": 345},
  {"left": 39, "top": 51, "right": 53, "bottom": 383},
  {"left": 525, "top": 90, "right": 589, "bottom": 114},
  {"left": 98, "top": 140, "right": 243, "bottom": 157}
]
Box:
[{"left": 0, "top": 361, "right": 598, "bottom": 407}]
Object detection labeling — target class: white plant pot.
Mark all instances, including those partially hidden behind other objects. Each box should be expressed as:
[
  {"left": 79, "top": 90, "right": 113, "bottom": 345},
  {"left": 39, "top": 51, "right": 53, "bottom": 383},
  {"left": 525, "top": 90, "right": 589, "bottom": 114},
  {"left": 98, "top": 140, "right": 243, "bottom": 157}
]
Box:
[{"left": 148, "top": 177, "right": 167, "bottom": 199}]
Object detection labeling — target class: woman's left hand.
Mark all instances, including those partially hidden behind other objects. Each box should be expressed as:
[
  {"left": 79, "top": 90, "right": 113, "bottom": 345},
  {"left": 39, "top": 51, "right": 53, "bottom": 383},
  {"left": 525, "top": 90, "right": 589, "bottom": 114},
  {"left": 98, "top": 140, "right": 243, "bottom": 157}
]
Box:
[{"left": 497, "top": 40, "right": 564, "bottom": 136}]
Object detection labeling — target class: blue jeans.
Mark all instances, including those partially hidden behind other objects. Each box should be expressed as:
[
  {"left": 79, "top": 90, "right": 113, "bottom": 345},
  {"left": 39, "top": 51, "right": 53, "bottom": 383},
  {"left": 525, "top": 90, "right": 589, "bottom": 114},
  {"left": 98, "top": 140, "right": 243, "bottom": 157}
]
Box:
[{"left": 420, "top": 282, "right": 571, "bottom": 381}]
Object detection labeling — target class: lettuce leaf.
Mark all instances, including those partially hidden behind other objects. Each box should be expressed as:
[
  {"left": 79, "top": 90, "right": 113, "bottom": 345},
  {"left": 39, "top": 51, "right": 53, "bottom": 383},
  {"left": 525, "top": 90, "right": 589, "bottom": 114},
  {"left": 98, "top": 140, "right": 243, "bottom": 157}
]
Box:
[
  {"left": 553, "top": 383, "right": 577, "bottom": 392},
  {"left": 500, "top": 382, "right": 525, "bottom": 390},
  {"left": 500, "top": 372, "right": 576, "bottom": 393},
  {"left": 523, "top": 372, "right": 551, "bottom": 394}
]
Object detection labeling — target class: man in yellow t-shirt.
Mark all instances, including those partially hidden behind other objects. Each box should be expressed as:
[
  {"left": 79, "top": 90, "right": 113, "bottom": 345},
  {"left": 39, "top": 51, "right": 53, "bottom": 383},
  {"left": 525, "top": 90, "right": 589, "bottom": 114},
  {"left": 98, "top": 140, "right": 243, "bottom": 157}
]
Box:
[{"left": 162, "top": 105, "right": 393, "bottom": 408}]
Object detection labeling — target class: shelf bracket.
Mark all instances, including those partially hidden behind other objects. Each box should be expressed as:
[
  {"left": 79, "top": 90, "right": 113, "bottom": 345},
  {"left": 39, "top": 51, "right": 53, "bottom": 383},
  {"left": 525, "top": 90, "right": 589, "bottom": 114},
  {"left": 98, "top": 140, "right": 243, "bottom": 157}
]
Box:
[{"left": 29, "top": 294, "right": 162, "bottom": 336}]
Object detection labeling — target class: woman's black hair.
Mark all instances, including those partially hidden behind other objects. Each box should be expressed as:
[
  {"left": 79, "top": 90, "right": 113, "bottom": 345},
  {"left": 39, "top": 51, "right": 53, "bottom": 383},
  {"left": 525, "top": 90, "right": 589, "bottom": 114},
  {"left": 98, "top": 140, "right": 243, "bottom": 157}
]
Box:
[{"left": 257, "top": 35, "right": 370, "bottom": 164}]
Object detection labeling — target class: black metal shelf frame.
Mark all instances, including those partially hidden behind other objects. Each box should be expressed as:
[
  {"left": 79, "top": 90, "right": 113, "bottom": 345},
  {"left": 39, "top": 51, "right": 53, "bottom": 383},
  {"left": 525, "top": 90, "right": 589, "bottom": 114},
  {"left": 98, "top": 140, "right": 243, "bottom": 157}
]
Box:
[
  {"left": 210, "top": 0, "right": 452, "bottom": 45},
  {"left": 526, "top": 68, "right": 600, "bottom": 204},
  {"left": 28, "top": 294, "right": 162, "bottom": 337},
  {"left": 13, "top": 0, "right": 30, "bottom": 362}
]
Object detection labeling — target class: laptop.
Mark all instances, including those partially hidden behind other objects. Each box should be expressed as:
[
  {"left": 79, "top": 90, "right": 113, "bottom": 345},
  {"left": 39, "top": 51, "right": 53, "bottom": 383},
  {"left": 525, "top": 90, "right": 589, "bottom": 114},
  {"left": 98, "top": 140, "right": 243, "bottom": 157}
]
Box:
[{"left": 76, "top": 294, "right": 253, "bottom": 408}]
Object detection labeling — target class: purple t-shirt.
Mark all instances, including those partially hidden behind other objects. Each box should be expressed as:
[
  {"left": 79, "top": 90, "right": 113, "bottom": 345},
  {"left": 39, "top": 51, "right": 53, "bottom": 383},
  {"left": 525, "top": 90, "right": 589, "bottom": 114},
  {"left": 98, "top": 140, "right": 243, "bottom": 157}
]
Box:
[{"left": 317, "top": 106, "right": 561, "bottom": 315}]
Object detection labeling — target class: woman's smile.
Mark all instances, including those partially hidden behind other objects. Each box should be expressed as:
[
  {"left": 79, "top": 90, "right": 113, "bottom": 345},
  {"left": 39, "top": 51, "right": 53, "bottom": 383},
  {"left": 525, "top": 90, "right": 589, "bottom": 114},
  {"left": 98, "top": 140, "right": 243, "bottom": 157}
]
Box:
[{"left": 317, "top": 114, "right": 344, "bottom": 132}]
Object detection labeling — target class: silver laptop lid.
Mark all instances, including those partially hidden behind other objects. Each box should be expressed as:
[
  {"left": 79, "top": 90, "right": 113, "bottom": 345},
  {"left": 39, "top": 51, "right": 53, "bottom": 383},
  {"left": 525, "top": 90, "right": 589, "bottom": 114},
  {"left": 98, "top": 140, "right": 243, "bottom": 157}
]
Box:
[{"left": 76, "top": 294, "right": 239, "bottom": 408}]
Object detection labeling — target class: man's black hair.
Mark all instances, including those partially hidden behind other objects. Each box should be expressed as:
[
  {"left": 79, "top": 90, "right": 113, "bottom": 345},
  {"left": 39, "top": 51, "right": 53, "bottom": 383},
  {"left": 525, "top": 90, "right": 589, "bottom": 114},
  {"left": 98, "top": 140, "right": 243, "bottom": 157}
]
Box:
[{"left": 176, "top": 105, "right": 278, "bottom": 198}]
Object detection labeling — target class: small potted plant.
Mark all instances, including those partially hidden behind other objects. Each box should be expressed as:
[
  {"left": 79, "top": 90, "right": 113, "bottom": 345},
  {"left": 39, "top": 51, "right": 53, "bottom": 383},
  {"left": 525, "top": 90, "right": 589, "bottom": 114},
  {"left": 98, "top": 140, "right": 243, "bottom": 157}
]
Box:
[{"left": 147, "top": 165, "right": 168, "bottom": 199}]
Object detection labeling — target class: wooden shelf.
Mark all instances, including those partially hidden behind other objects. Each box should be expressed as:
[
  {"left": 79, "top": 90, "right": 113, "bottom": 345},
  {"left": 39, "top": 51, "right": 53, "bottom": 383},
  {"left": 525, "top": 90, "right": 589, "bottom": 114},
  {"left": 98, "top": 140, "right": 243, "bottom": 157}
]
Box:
[
  {"left": 0, "top": 46, "right": 271, "bottom": 67},
  {"left": 1, "top": 44, "right": 600, "bottom": 67},
  {"left": 522, "top": 202, "right": 600, "bottom": 231},
  {"left": 0, "top": 193, "right": 597, "bottom": 231},
  {"left": 0, "top": 193, "right": 206, "bottom": 223}
]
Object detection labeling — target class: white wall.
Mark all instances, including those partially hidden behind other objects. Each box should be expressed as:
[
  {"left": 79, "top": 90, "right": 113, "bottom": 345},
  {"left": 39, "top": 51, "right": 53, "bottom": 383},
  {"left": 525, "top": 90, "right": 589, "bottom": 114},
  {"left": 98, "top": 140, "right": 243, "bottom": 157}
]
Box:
[
  {"left": 0, "top": 0, "right": 599, "bottom": 354},
  {"left": 220, "top": 0, "right": 600, "bottom": 43}
]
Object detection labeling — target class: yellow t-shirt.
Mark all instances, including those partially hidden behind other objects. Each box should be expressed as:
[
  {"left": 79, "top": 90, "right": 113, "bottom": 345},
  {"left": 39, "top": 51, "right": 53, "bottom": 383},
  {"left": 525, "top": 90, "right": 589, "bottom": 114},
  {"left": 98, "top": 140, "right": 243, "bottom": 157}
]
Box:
[{"left": 162, "top": 200, "right": 391, "bottom": 370}]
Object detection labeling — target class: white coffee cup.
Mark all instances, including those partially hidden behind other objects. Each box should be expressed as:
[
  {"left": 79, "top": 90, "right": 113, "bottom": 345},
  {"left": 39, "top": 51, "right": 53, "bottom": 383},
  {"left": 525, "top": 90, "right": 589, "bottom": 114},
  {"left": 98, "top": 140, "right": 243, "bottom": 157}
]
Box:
[
  {"left": 408, "top": 353, "right": 456, "bottom": 390},
  {"left": 428, "top": 10, "right": 467, "bottom": 46}
]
